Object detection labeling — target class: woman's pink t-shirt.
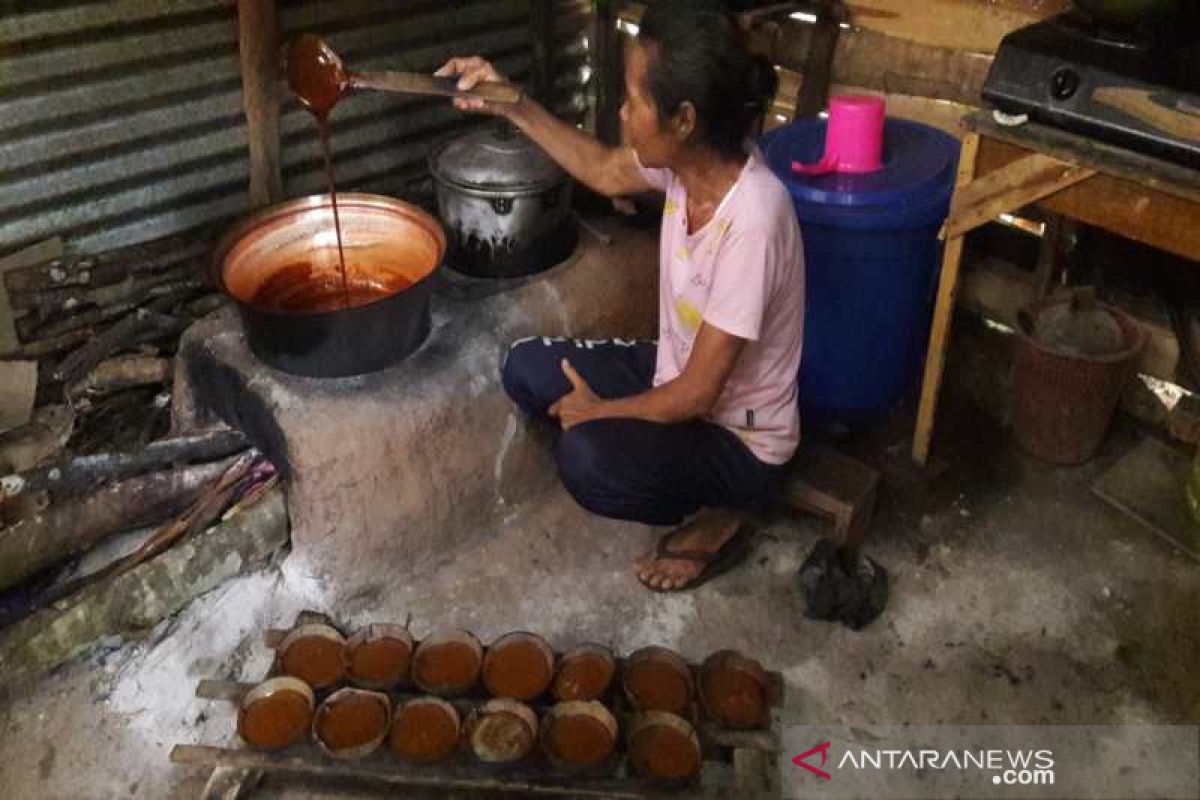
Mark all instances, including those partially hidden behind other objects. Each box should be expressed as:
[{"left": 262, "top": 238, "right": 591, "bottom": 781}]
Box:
[{"left": 638, "top": 150, "right": 805, "bottom": 465}]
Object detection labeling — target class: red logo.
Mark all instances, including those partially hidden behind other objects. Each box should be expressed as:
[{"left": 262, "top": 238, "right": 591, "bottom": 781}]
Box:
[{"left": 793, "top": 741, "right": 833, "bottom": 780}]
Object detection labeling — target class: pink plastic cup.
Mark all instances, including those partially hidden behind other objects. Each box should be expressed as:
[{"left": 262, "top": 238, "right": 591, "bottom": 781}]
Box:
[{"left": 792, "top": 95, "right": 886, "bottom": 176}]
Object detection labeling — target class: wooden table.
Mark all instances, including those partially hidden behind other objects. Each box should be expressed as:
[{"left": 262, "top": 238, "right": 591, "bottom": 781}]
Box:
[{"left": 912, "top": 112, "right": 1200, "bottom": 465}]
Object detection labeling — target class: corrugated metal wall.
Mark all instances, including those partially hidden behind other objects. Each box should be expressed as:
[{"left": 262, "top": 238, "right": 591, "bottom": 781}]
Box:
[{"left": 0, "top": 0, "right": 593, "bottom": 256}]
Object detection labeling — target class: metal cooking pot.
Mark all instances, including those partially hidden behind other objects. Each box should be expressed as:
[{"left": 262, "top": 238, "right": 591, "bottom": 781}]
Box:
[
  {"left": 214, "top": 193, "right": 445, "bottom": 378},
  {"left": 429, "top": 124, "right": 577, "bottom": 279},
  {"left": 1073, "top": 0, "right": 1177, "bottom": 26}
]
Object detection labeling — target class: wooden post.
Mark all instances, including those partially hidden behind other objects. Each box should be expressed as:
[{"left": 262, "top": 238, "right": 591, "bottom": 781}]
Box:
[
  {"left": 1032, "top": 214, "right": 1065, "bottom": 298},
  {"left": 530, "top": 0, "right": 555, "bottom": 106},
  {"left": 912, "top": 132, "right": 980, "bottom": 466},
  {"left": 795, "top": 2, "right": 845, "bottom": 118},
  {"left": 237, "top": 0, "right": 283, "bottom": 209},
  {"left": 594, "top": 0, "right": 625, "bottom": 146}
]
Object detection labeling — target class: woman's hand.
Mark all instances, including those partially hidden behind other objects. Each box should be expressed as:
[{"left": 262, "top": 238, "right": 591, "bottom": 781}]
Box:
[
  {"left": 434, "top": 56, "right": 515, "bottom": 116},
  {"left": 549, "top": 359, "right": 609, "bottom": 431}
]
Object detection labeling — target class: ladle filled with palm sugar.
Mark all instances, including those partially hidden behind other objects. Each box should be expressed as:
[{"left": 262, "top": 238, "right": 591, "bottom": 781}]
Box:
[
  {"left": 698, "top": 650, "right": 770, "bottom": 729},
  {"left": 278, "top": 623, "right": 347, "bottom": 690},
  {"left": 411, "top": 629, "right": 483, "bottom": 696},
  {"left": 627, "top": 711, "right": 702, "bottom": 783},
  {"left": 540, "top": 701, "right": 618, "bottom": 771},
  {"left": 482, "top": 631, "right": 555, "bottom": 701},
  {"left": 553, "top": 644, "right": 616, "bottom": 702},
  {"left": 346, "top": 624, "right": 413, "bottom": 690},
  {"left": 465, "top": 699, "right": 538, "bottom": 764},
  {"left": 286, "top": 33, "right": 524, "bottom": 117},
  {"left": 237, "top": 677, "right": 314, "bottom": 750},
  {"left": 389, "top": 696, "right": 462, "bottom": 763},
  {"left": 622, "top": 646, "right": 694, "bottom": 717},
  {"left": 313, "top": 687, "right": 392, "bottom": 760}
]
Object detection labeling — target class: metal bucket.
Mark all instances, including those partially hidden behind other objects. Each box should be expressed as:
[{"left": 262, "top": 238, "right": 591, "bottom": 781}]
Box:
[{"left": 1012, "top": 295, "right": 1145, "bottom": 465}]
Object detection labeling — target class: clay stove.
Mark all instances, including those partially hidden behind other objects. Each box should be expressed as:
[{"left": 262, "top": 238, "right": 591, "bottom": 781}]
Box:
[{"left": 172, "top": 223, "right": 657, "bottom": 593}]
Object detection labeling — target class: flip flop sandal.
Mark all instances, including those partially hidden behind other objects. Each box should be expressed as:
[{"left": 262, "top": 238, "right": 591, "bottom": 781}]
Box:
[{"left": 637, "top": 523, "right": 754, "bottom": 593}]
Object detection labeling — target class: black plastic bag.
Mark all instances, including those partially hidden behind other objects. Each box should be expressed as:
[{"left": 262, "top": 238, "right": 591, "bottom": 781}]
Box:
[{"left": 797, "top": 538, "right": 889, "bottom": 630}]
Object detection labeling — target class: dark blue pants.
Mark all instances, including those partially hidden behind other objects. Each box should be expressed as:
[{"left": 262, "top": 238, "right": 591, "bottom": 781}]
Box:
[{"left": 500, "top": 336, "right": 787, "bottom": 526}]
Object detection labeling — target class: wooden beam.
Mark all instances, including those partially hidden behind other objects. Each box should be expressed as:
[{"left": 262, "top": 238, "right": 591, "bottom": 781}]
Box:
[
  {"left": 843, "top": 0, "right": 1072, "bottom": 54},
  {"left": 237, "top": 0, "right": 283, "bottom": 209},
  {"left": 831, "top": 24, "right": 993, "bottom": 107},
  {"left": 943, "top": 153, "right": 1095, "bottom": 239},
  {"left": 974, "top": 140, "right": 1200, "bottom": 263},
  {"left": 965, "top": 112, "right": 1200, "bottom": 205},
  {"left": 913, "top": 132, "right": 980, "bottom": 465},
  {"left": 200, "top": 766, "right": 261, "bottom": 800},
  {"left": 794, "top": 4, "right": 845, "bottom": 118},
  {"left": 593, "top": 1, "right": 624, "bottom": 147},
  {"left": 170, "top": 745, "right": 649, "bottom": 799}
]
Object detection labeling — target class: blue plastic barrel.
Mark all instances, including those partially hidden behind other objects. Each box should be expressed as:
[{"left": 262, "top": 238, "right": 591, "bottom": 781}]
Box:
[{"left": 763, "top": 119, "right": 959, "bottom": 426}]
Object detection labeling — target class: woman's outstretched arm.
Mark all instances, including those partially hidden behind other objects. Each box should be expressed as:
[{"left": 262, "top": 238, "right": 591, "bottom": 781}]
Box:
[{"left": 435, "top": 56, "right": 655, "bottom": 198}]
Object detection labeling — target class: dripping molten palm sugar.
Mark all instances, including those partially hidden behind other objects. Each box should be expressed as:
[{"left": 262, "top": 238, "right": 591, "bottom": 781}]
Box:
[
  {"left": 250, "top": 262, "right": 410, "bottom": 313},
  {"left": 287, "top": 34, "right": 352, "bottom": 310}
]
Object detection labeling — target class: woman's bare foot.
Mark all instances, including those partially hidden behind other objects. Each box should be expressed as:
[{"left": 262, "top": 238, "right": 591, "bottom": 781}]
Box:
[{"left": 633, "top": 509, "right": 743, "bottom": 591}]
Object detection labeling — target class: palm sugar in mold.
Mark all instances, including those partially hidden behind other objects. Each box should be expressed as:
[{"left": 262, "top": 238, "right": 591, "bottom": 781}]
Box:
[
  {"left": 698, "top": 650, "right": 768, "bottom": 729},
  {"left": 482, "top": 632, "right": 554, "bottom": 700},
  {"left": 622, "top": 646, "right": 693, "bottom": 716},
  {"left": 628, "top": 712, "right": 702, "bottom": 782},
  {"left": 552, "top": 644, "right": 615, "bottom": 702},
  {"left": 237, "top": 678, "right": 314, "bottom": 750},
  {"left": 467, "top": 699, "right": 537, "bottom": 763},
  {"left": 279, "top": 624, "right": 346, "bottom": 689},
  {"left": 346, "top": 624, "right": 413, "bottom": 689},
  {"left": 412, "top": 630, "right": 482, "bottom": 696},
  {"left": 314, "top": 688, "right": 391, "bottom": 758},
  {"left": 540, "top": 701, "right": 617, "bottom": 769},
  {"left": 389, "top": 697, "right": 461, "bottom": 763}
]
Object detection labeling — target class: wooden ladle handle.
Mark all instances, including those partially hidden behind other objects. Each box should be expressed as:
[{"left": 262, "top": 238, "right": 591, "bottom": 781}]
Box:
[{"left": 349, "top": 71, "right": 524, "bottom": 104}]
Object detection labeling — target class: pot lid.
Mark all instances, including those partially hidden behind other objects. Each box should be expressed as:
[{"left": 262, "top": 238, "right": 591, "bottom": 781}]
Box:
[{"left": 430, "top": 123, "right": 565, "bottom": 192}]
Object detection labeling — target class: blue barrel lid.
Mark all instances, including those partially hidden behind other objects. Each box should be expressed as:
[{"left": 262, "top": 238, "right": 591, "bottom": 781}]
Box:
[{"left": 763, "top": 118, "right": 959, "bottom": 230}]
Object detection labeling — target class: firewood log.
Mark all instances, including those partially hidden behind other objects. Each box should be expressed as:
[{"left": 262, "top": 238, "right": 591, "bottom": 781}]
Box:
[
  {"left": 0, "top": 486, "right": 286, "bottom": 689},
  {"left": 0, "top": 405, "right": 75, "bottom": 474},
  {"left": 51, "top": 309, "right": 182, "bottom": 385},
  {"left": 3, "top": 238, "right": 207, "bottom": 293},
  {"left": 68, "top": 356, "right": 171, "bottom": 397},
  {"left": 0, "top": 429, "right": 247, "bottom": 500},
  {"left": 0, "top": 457, "right": 236, "bottom": 591}
]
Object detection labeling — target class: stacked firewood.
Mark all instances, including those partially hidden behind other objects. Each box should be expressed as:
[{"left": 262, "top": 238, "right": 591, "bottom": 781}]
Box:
[{"left": 0, "top": 232, "right": 265, "bottom": 628}]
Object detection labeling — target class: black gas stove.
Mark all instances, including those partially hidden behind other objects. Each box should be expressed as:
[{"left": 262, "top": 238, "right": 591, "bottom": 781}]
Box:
[{"left": 982, "top": 9, "right": 1200, "bottom": 168}]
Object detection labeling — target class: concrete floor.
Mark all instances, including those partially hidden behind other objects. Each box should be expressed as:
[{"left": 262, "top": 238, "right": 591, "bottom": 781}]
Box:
[{"left": 1, "top": 384, "right": 1197, "bottom": 798}]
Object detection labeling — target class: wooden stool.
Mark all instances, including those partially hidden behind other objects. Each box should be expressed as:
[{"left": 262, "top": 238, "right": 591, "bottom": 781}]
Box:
[{"left": 780, "top": 441, "right": 880, "bottom": 550}]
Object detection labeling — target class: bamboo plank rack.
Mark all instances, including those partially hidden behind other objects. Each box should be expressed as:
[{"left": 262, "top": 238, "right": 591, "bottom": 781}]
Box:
[{"left": 173, "top": 619, "right": 782, "bottom": 798}]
